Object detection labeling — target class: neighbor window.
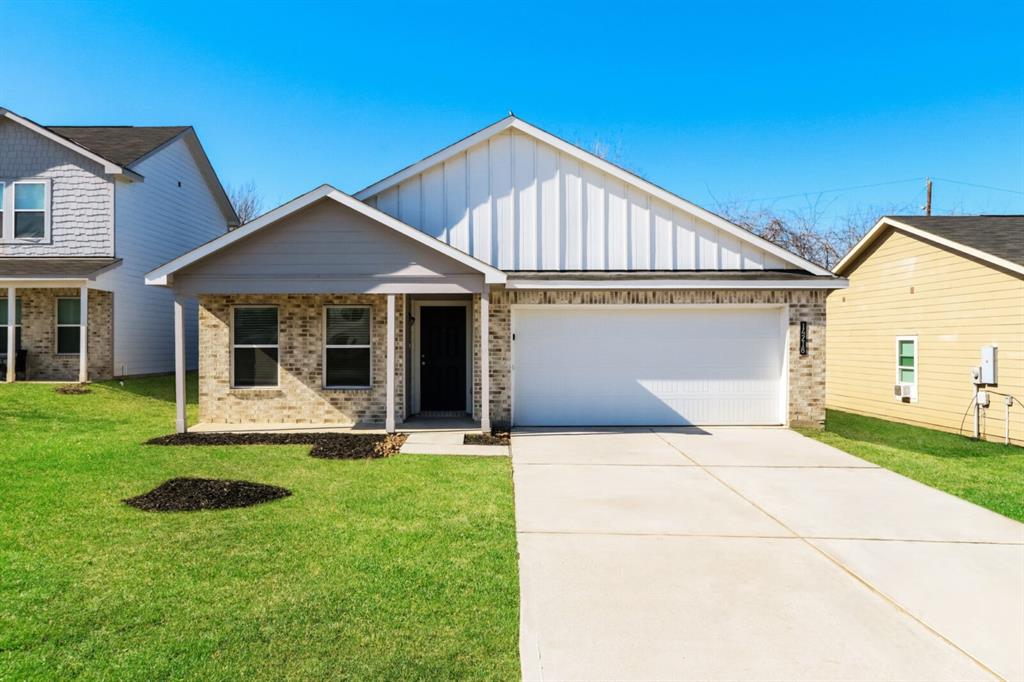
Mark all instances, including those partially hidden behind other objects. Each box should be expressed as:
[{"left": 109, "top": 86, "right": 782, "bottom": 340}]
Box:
[
  {"left": 56, "top": 298, "right": 82, "bottom": 354},
  {"left": 896, "top": 336, "right": 918, "bottom": 399},
  {"left": 0, "top": 297, "right": 21, "bottom": 356},
  {"left": 233, "top": 307, "right": 278, "bottom": 387},
  {"left": 324, "top": 306, "right": 371, "bottom": 388},
  {"left": 0, "top": 182, "right": 5, "bottom": 232},
  {"left": 14, "top": 182, "right": 47, "bottom": 239}
]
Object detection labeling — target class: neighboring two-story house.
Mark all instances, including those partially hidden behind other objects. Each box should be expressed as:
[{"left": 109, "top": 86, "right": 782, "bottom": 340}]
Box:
[{"left": 0, "top": 107, "right": 238, "bottom": 383}]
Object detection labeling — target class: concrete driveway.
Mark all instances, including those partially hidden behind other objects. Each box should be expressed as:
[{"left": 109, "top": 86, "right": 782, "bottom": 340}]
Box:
[{"left": 513, "top": 427, "right": 1024, "bottom": 681}]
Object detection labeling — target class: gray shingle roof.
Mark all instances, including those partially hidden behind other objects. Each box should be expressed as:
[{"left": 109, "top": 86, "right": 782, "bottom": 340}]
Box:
[
  {"left": 888, "top": 215, "right": 1024, "bottom": 268},
  {"left": 47, "top": 126, "right": 190, "bottom": 167},
  {"left": 0, "top": 257, "right": 122, "bottom": 279}
]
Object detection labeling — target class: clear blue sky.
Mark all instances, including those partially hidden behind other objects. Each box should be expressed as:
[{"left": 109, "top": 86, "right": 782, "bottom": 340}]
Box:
[{"left": 4, "top": 0, "right": 1022, "bottom": 225}]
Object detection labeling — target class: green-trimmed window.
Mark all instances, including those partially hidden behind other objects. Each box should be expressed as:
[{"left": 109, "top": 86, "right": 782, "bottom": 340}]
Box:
[
  {"left": 56, "top": 298, "right": 82, "bottom": 354},
  {"left": 0, "top": 298, "right": 21, "bottom": 356},
  {"left": 896, "top": 336, "right": 918, "bottom": 398}
]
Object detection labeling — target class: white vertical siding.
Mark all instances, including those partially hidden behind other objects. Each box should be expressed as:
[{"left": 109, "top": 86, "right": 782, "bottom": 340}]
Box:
[
  {"left": 99, "top": 137, "right": 230, "bottom": 375},
  {"left": 364, "top": 129, "right": 789, "bottom": 272}
]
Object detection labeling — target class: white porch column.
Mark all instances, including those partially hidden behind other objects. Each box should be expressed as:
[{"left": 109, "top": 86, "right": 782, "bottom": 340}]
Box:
[
  {"left": 5, "top": 287, "right": 15, "bottom": 383},
  {"left": 480, "top": 286, "right": 491, "bottom": 433},
  {"left": 174, "top": 295, "right": 187, "bottom": 434},
  {"left": 78, "top": 286, "right": 89, "bottom": 383},
  {"left": 385, "top": 294, "right": 396, "bottom": 433}
]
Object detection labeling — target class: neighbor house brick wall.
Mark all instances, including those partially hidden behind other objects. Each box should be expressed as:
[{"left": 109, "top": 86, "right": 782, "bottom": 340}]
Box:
[
  {"left": 14, "top": 288, "right": 113, "bottom": 381},
  {"left": 482, "top": 288, "right": 827, "bottom": 428},
  {"left": 0, "top": 119, "right": 113, "bottom": 257},
  {"left": 197, "top": 294, "right": 404, "bottom": 425}
]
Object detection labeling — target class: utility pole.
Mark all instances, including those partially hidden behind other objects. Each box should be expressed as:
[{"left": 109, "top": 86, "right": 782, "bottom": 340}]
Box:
[{"left": 925, "top": 178, "right": 933, "bottom": 216}]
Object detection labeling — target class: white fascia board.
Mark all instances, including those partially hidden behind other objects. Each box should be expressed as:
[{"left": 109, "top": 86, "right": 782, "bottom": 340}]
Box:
[
  {"left": 1, "top": 109, "right": 142, "bottom": 180},
  {"left": 353, "top": 115, "right": 833, "bottom": 277},
  {"left": 0, "top": 278, "right": 90, "bottom": 288},
  {"left": 145, "top": 184, "right": 506, "bottom": 287},
  {"left": 835, "top": 217, "right": 1024, "bottom": 277},
  {"left": 505, "top": 278, "right": 848, "bottom": 290}
]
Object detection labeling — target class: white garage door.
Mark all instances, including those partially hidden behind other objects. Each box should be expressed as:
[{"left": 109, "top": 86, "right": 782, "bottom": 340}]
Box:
[{"left": 512, "top": 306, "right": 786, "bottom": 426}]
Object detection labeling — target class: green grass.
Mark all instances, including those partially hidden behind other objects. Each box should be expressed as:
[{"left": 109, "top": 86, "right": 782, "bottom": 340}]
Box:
[
  {"left": 0, "top": 375, "right": 519, "bottom": 680},
  {"left": 796, "top": 409, "right": 1024, "bottom": 522}
]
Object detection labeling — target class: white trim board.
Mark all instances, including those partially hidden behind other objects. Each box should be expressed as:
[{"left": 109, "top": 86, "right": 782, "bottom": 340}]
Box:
[
  {"left": 354, "top": 116, "right": 834, "bottom": 277},
  {"left": 0, "top": 109, "right": 141, "bottom": 181},
  {"left": 145, "top": 184, "right": 507, "bottom": 287},
  {"left": 834, "top": 217, "right": 1024, "bottom": 277},
  {"left": 505, "top": 278, "right": 847, "bottom": 290}
]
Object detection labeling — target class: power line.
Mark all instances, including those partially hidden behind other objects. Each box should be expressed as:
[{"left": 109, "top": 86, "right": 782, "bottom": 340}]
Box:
[
  {"left": 931, "top": 177, "right": 1024, "bottom": 196},
  {"left": 736, "top": 177, "right": 925, "bottom": 204}
]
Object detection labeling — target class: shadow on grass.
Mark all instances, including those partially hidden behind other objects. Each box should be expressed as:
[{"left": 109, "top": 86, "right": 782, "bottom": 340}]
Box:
[
  {"left": 824, "top": 409, "right": 1020, "bottom": 460},
  {"left": 99, "top": 372, "right": 198, "bottom": 406}
]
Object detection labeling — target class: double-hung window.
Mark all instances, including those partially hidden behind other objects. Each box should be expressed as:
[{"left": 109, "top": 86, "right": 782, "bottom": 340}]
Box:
[
  {"left": 896, "top": 336, "right": 918, "bottom": 400},
  {"left": 13, "top": 182, "right": 47, "bottom": 239},
  {"left": 0, "top": 297, "right": 21, "bottom": 356},
  {"left": 56, "top": 298, "right": 82, "bottom": 354},
  {"left": 233, "top": 307, "right": 278, "bottom": 387},
  {"left": 324, "top": 306, "right": 371, "bottom": 389}
]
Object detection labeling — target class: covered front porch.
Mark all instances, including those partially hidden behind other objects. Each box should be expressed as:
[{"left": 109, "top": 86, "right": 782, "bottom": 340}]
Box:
[
  {"left": 0, "top": 258, "right": 118, "bottom": 383},
  {"left": 146, "top": 185, "right": 506, "bottom": 434}
]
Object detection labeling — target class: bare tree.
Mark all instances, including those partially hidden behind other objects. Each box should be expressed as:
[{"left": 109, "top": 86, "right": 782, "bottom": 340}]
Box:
[
  {"left": 227, "top": 181, "right": 264, "bottom": 226},
  {"left": 716, "top": 197, "right": 916, "bottom": 269}
]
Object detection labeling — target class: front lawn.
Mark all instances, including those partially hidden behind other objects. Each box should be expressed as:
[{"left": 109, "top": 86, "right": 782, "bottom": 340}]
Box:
[
  {"left": 0, "top": 376, "right": 519, "bottom": 680},
  {"left": 796, "top": 409, "right": 1024, "bottom": 522}
]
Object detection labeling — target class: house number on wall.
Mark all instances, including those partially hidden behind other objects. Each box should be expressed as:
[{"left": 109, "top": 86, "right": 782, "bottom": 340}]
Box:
[{"left": 799, "top": 321, "right": 808, "bottom": 356}]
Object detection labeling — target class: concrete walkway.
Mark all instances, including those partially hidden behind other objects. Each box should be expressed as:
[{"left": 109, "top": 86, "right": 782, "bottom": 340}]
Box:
[{"left": 513, "top": 427, "right": 1024, "bottom": 681}]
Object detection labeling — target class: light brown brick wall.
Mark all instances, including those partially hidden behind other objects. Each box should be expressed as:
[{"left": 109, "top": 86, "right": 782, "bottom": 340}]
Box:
[
  {"left": 198, "top": 294, "right": 404, "bottom": 425},
  {"left": 13, "top": 288, "right": 113, "bottom": 381},
  {"left": 484, "top": 288, "right": 827, "bottom": 428},
  {"left": 197, "top": 289, "right": 825, "bottom": 429}
]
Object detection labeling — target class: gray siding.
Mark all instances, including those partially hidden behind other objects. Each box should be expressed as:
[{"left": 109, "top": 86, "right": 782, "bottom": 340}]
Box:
[
  {"left": 175, "top": 199, "right": 483, "bottom": 294},
  {"left": 97, "top": 137, "right": 230, "bottom": 375},
  {"left": 0, "top": 119, "right": 113, "bottom": 256}
]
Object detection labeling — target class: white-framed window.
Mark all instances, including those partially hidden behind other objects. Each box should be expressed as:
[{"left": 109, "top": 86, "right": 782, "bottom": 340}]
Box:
[
  {"left": 11, "top": 180, "right": 49, "bottom": 240},
  {"left": 1, "top": 297, "right": 21, "bottom": 357},
  {"left": 232, "top": 306, "right": 278, "bottom": 388},
  {"left": 896, "top": 336, "right": 918, "bottom": 401},
  {"left": 56, "top": 297, "right": 82, "bottom": 355},
  {"left": 323, "top": 306, "right": 371, "bottom": 389},
  {"left": 0, "top": 182, "right": 5, "bottom": 232}
]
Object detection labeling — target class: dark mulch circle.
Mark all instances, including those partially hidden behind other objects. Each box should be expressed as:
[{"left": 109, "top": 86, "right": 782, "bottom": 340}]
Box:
[
  {"left": 124, "top": 477, "right": 292, "bottom": 512},
  {"left": 464, "top": 431, "right": 511, "bottom": 446},
  {"left": 146, "top": 432, "right": 407, "bottom": 459},
  {"left": 55, "top": 384, "right": 91, "bottom": 395}
]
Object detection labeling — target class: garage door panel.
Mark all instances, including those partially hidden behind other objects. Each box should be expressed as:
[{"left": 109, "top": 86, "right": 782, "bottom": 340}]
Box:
[{"left": 512, "top": 307, "right": 785, "bottom": 426}]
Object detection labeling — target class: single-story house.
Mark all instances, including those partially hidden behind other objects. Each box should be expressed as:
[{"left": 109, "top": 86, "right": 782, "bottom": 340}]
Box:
[
  {"left": 828, "top": 215, "right": 1023, "bottom": 446},
  {"left": 146, "top": 116, "right": 846, "bottom": 433}
]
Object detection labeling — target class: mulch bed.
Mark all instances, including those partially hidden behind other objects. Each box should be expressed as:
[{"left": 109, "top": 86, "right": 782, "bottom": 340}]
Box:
[
  {"left": 464, "top": 431, "right": 511, "bottom": 446},
  {"left": 124, "top": 477, "right": 291, "bottom": 512},
  {"left": 55, "top": 384, "right": 91, "bottom": 395},
  {"left": 145, "top": 432, "right": 407, "bottom": 459}
]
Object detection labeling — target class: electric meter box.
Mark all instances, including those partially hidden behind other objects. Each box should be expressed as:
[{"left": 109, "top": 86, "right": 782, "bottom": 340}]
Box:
[{"left": 980, "top": 346, "right": 998, "bottom": 384}]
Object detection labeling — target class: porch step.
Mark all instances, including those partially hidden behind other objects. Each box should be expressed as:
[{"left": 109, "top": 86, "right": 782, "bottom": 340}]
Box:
[{"left": 399, "top": 431, "right": 508, "bottom": 457}]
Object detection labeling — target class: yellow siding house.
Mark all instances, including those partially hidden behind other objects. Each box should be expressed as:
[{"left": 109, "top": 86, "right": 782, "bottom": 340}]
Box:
[{"left": 828, "top": 215, "right": 1024, "bottom": 446}]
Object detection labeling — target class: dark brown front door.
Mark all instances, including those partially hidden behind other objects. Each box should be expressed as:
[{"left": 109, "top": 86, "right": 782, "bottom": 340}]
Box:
[{"left": 420, "top": 306, "right": 467, "bottom": 412}]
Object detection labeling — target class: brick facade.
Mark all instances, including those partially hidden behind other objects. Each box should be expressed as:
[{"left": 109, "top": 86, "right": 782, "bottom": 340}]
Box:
[
  {"left": 11, "top": 288, "right": 113, "bottom": 381},
  {"left": 482, "top": 288, "right": 827, "bottom": 429},
  {"left": 197, "top": 294, "right": 404, "bottom": 425},
  {"left": 0, "top": 119, "right": 113, "bottom": 257},
  {"left": 196, "top": 289, "right": 825, "bottom": 429}
]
